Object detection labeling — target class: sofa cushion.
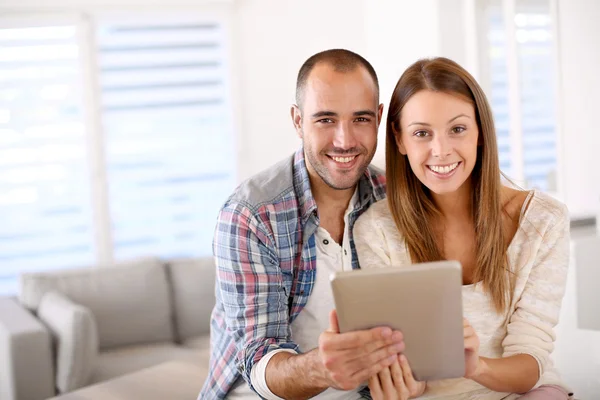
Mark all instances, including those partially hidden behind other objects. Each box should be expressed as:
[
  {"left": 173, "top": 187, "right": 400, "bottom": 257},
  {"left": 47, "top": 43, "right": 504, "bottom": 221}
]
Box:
[
  {"left": 38, "top": 291, "right": 98, "bottom": 393},
  {"left": 182, "top": 335, "right": 211, "bottom": 350},
  {"left": 90, "top": 341, "right": 206, "bottom": 384},
  {"left": 167, "top": 258, "right": 216, "bottom": 341},
  {"left": 20, "top": 258, "right": 174, "bottom": 349},
  {"left": 181, "top": 335, "right": 211, "bottom": 369}
]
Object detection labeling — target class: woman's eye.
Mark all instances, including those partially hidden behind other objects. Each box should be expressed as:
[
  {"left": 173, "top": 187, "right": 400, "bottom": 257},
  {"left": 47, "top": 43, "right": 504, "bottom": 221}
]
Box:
[
  {"left": 414, "top": 130, "right": 429, "bottom": 138},
  {"left": 452, "top": 126, "right": 466, "bottom": 134}
]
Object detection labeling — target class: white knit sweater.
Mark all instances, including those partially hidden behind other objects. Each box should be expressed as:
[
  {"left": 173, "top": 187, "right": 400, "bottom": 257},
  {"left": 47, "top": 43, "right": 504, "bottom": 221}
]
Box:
[{"left": 353, "top": 190, "right": 570, "bottom": 399}]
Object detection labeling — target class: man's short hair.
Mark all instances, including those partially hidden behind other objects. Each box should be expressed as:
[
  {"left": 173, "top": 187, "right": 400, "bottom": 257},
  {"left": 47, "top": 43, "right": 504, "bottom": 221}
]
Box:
[{"left": 295, "top": 48, "right": 380, "bottom": 108}]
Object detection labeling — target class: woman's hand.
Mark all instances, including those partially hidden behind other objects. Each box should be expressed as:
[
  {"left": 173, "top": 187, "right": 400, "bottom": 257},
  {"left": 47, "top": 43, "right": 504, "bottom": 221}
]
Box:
[
  {"left": 463, "top": 318, "right": 482, "bottom": 379},
  {"left": 368, "top": 354, "right": 426, "bottom": 400}
]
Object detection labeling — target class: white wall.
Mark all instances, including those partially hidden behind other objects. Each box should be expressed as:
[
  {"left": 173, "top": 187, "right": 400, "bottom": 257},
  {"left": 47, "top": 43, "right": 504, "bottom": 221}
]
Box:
[
  {"left": 557, "top": 0, "right": 600, "bottom": 217},
  {"left": 232, "top": 0, "right": 367, "bottom": 182}
]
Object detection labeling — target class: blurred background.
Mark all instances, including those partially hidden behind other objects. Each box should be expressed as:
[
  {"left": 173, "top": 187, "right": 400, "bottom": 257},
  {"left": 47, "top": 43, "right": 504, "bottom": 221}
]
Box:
[{"left": 0, "top": 0, "right": 598, "bottom": 397}]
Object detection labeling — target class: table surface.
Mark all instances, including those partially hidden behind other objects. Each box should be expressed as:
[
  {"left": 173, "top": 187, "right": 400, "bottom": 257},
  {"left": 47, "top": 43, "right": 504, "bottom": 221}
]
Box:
[{"left": 47, "top": 360, "right": 206, "bottom": 400}]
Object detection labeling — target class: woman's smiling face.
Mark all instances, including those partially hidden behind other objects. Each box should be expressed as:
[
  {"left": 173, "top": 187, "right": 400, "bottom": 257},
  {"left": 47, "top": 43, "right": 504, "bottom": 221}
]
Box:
[{"left": 397, "top": 90, "right": 479, "bottom": 196}]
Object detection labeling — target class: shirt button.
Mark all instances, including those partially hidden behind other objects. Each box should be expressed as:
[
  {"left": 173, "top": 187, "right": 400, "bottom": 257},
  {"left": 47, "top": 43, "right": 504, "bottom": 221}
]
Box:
[
  {"left": 344, "top": 249, "right": 347, "bottom": 255},
  {"left": 323, "top": 239, "right": 329, "bottom": 245}
]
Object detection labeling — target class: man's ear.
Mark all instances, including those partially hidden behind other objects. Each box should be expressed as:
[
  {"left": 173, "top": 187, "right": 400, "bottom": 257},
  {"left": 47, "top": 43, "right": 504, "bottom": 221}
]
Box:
[
  {"left": 291, "top": 104, "right": 303, "bottom": 139},
  {"left": 376, "top": 103, "right": 384, "bottom": 127}
]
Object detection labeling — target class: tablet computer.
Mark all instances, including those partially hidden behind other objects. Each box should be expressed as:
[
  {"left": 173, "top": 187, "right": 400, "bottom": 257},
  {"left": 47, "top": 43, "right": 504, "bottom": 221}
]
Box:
[{"left": 330, "top": 260, "right": 465, "bottom": 382}]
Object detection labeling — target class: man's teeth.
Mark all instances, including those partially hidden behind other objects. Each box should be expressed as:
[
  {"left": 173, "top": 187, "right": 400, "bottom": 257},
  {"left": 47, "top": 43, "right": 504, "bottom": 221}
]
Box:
[
  {"left": 332, "top": 156, "right": 356, "bottom": 163},
  {"left": 429, "top": 162, "right": 459, "bottom": 174}
]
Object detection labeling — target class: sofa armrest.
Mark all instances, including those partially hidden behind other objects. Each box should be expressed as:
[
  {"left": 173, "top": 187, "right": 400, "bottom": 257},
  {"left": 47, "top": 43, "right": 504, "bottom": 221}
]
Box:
[
  {"left": 0, "top": 296, "right": 55, "bottom": 400},
  {"left": 38, "top": 291, "right": 98, "bottom": 394}
]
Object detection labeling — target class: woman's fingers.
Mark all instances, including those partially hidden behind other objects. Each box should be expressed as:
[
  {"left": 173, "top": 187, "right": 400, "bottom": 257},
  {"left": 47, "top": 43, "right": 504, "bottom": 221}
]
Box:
[
  {"left": 399, "top": 354, "right": 415, "bottom": 387},
  {"left": 464, "top": 334, "right": 478, "bottom": 346},
  {"left": 369, "top": 374, "right": 383, "bottom": 400},
  {"left": 463, "top": 318, "right": 475, "bottom": 338},
  {"left": 390, "top": 356, "right": 407, "bottom": 395},
  {"left": 379, "top": 365, "right": 396, "bottom": 399},
  {"left": 399, "top": 354, "right": 425, "bottom": 397}
]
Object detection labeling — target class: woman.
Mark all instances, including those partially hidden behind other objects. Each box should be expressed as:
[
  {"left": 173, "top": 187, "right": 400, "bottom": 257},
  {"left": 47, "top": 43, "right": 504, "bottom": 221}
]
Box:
[{"left": 354, "top": 57, "right": 572, "bottom": 399}]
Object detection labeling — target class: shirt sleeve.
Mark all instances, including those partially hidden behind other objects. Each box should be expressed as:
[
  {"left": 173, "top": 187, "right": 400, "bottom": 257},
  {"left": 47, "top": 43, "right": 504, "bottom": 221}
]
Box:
[
  {"left": 214, "top": 200, "right": 300, "bottom": 392},
  {"left": 353, "top": 207, "right": 392, "bottom": 269},
  {"left": 250, "top": 349, "right": 298, "bottom": 399},
  {"left": 501, "top": 203, "right": 571, "bottom": 379}
]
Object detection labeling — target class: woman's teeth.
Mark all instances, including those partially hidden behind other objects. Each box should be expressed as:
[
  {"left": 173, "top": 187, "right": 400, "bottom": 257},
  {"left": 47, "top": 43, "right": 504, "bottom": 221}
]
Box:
[
  {"left": 332, "top": 156, "right": 356, "bottom": 163},
  {"left": 429, "top": 162, "right": 459, "bottom": 174}
]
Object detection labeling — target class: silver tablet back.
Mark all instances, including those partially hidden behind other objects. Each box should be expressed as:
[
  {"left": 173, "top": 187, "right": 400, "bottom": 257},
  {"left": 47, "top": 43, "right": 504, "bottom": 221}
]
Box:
[{"left": 330, "top": 260, "right": 465, "bottom": 381}]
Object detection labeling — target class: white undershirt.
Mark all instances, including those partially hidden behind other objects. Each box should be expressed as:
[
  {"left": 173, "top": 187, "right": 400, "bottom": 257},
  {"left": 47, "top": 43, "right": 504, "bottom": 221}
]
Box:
[{"left": 227, "top": 191, "right": 362, "bottom": 399}]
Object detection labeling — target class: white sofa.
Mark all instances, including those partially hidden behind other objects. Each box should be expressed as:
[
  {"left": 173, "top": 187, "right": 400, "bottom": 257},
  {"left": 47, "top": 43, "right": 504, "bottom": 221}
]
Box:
[{"left": 0, "top": 257, "right": 216, "bottom": 400}]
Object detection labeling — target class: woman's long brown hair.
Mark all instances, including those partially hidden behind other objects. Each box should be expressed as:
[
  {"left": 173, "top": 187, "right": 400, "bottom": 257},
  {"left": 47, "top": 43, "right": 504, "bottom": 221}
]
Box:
[{"left": 386, "top": 57, "right": 514, "bottom": 313}]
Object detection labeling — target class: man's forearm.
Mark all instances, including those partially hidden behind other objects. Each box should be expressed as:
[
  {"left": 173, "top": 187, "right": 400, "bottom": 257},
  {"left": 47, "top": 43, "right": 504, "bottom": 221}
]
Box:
[
  {"left": 470, "top": 354, "right": 539, "bottom": 394},
  {"left": 265, "top": 350, "right": 329, "bottom": 400}
]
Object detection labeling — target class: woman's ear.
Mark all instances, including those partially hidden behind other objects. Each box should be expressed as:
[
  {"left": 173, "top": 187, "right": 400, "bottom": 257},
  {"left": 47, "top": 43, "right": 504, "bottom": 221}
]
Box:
[{"left": 393, "top": 124, "right": 407, "bottom": 155}]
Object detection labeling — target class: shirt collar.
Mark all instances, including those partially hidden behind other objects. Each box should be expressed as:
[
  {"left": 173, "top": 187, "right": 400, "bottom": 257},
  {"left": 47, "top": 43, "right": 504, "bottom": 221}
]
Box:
[{"left": 293, "top": 147, "right": 378, "bottom": 224}]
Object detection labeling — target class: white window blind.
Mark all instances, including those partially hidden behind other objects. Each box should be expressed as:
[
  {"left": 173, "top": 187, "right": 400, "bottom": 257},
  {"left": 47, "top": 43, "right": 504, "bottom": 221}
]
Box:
[
  {"left": 487, "top": 8, "right": 512, "bottom": 175},
  {"left": 484, "top": 0, "right": 558, "bottom": 191},
  {"left": 0, "top": 15, "right": 235, "bottom": 295},
  {"left": 0, "top": 24, "right": 96, "bottom": 295},
  {"left": 97, "top": 19, "right": 235, "bottom": 261}
]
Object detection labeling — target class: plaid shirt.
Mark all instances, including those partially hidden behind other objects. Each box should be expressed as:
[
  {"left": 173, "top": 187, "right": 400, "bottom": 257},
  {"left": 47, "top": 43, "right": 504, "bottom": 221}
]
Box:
[{"left": 199, "top": 148, "right": 386, "bottom": 399}]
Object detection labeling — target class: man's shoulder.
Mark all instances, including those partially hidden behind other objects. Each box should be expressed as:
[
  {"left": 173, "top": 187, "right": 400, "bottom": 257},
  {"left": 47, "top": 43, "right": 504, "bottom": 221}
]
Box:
[
  {"left": 365, "top": 164, "right": 387, "bottom": 200},
  {"left": 225, "top": 154, "right": 296, "bottom": 211}
]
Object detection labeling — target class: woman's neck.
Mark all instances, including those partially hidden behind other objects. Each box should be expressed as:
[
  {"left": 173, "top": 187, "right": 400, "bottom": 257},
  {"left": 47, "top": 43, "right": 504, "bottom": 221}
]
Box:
[{"left": 431, "top": 181, "right": 473, "bottom": 223}]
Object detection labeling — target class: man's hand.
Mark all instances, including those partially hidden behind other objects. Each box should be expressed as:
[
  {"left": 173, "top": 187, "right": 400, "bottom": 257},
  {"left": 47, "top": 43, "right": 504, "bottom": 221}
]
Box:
[{"left": 317, "top": 310, "right": 405, "bottom": 391}]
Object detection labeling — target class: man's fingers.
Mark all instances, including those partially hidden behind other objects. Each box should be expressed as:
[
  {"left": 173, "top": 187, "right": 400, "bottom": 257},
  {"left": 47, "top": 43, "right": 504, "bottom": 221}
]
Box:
[
  {"left": 335, "top": 342, "right": 403, "bottom": 383},
  {"left": 347, "top": 339, "right": 404, "bottom": 370},
  {"left": 352, "top": 353, "right": 397, "bottom": 385},
  {"left": 328, "top": 309, "right": 340, "bottom": 333},
  {"left": 322, "top": 335, "right": 403, "bottom": 380},
  {"left": 323, "top": 327, "right": 401, "bottom": 352},
  {"left": 360, "top": 329, "right": 403, "bottom": 355}
]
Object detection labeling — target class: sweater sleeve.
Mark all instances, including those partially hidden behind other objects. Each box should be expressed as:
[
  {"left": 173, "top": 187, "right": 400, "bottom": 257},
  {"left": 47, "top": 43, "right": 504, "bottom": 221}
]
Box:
[{"left": 501, "top": 203, "right": 571, "bottom": 378}]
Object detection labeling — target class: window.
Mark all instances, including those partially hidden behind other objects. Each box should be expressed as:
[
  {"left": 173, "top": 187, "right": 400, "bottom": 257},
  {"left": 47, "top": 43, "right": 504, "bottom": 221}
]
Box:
[
  {"left": 97, "top": 18, "right": 235, "bottom": 261},
  {"left": 479, "top": 0, "right": 559, "bottom": 192},
  {"left": 0, "top": 14, "right": 235, "bottom": 295},
  {"left": 0, "top": 23, "right": 96, "bottom": 295}
]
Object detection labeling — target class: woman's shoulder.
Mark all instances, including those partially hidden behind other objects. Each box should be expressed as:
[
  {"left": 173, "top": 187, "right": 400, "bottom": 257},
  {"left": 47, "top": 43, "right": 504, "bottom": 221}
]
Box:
[
  {"left": 515, "top": 190, "right": 570, "bottom": 241},
  {"left": 362, "top": 198, "right": 392, "bottom": 219},
  {"left": 356, "top": 198, "right": 401, "bottom": 235},
  {"left": 526, "top": 190, "right": 569, "bottom": 226}
]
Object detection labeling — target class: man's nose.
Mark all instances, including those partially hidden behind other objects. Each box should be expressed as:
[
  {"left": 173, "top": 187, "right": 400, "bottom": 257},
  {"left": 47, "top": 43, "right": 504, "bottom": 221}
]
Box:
[{"left": 332, "top": 121, "right": 358, "bottom": 150}]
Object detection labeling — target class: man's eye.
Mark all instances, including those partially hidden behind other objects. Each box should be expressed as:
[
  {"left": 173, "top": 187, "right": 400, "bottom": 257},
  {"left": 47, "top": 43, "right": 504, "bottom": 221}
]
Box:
[
  {"left": 317, "top": 118, "right": 334, "bottom": 124},
  {"left": 414, "top": 130, "right": 429, "bottom": 138},
  {"left": 355, "top": 117, "right": 370, "bottom": 122}
]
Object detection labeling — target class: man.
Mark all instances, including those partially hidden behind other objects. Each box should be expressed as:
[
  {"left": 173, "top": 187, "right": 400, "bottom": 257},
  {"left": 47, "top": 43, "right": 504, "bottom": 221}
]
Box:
[{"left": 199, "top": 49, "right": 405, "bottom": 400}]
